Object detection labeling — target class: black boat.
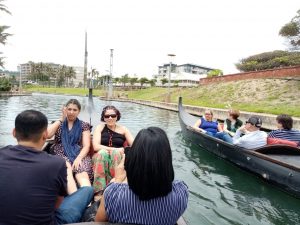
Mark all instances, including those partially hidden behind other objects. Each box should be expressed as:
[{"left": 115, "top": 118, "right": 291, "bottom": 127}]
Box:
[{"left": 178, "top": 96, "right": 300, "bottom": 198}]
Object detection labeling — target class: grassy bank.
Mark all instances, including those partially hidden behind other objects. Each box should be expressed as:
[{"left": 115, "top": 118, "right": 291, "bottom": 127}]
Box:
[{"left": 25, "top": 78, "right": 300, "bottom": 117}]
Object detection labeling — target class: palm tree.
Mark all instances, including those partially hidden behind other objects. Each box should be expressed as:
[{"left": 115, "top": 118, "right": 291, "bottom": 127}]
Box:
[{"left": 0, "top": 1, "right": 11, "bottom": 68}]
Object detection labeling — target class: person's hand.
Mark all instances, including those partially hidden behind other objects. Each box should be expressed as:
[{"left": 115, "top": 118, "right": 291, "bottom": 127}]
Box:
[
  {"left": 114, "top": 154, "right": 126, "bottom": 183},
  {"left": 60, "top": 105, "right": 67, "bottom": 121},
  {"left": 72, "top": 155, "right": 83, "bottom": 170},
  {"left": 238, "top": 125, "right": 247, "bottom": 134}
]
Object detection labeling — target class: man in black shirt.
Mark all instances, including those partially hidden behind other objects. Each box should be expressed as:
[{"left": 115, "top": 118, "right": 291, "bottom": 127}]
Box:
[{"left": 0, "top": 110, "right": 93, "bottom": 225}]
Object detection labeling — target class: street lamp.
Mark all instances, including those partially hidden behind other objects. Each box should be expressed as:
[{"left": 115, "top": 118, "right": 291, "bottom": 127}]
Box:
[
  {"left": 18, "top": 65, "right": 22, "bottom": 94},
  {"left": 167, "top": 53, "right": 176, "bottom": 102}
]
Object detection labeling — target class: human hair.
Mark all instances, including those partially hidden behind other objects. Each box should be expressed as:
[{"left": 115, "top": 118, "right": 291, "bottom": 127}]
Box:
[
  {"left": 125, "top": 127, "right": 174, "bottom": 200},
  {"left": 276, "top": 114, "right": 293, "bottom": 130},
  {"left": 229, "top": 109, "right": 240, "bottom": 120},
  {"left": 65, "top": 99, "right": 81, "bottom": 111},
  {"left": 205, "top": 109, "right": 213, "bottom": 116},
  {"left": 100, "top": 105, "right": 121, "bottom": 121},
  {"left": 15, "top": 110, "right": 48, "bottom": 143}
]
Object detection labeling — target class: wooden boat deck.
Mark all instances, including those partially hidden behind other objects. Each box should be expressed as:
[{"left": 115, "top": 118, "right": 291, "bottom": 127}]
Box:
[{"left": 268, "top": 155, "right": 300, "bottom": 167}]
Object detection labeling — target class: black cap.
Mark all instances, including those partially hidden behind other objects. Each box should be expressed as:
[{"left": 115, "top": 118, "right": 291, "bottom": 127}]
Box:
[{"left": 246, "top": 116, "right": 262, "bottom": 128}]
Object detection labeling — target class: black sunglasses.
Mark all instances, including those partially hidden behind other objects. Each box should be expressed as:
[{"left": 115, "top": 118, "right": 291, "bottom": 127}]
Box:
[{"left": 104, "top": 114, "right": 117, "bottom": 119}]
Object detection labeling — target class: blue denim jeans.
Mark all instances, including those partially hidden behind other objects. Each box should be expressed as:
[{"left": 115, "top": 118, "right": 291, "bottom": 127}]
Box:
[
  {"left": 206, "top": 131, "right": 233, "bottom": 144},
  {"left": 214, "top": 132, "right": 233, "bottom": 144},
  {"left": 55, "top": 186, "right": 94, "bottom": 225}
]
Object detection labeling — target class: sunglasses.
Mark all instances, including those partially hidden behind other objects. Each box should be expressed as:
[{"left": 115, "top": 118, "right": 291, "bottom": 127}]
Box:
[
  {"left": 205, "top": 113, "right": 212, "bottom": 115},
  {"left": 104, "top": 114, "right": 117, "bottom": 119}
]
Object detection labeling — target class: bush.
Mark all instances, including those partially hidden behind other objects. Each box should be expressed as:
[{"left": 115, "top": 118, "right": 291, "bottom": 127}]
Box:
[{"left": 0, "top": 77, "right": 12, "bottom": 91}]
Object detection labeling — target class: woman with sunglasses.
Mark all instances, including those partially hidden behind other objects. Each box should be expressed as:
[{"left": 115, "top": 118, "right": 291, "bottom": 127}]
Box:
[{"left": 92, "top": 105, "right": 134, "bottom": 200}]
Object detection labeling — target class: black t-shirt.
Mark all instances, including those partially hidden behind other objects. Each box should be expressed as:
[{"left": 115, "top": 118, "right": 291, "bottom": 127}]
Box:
[
  {"left": 101, "top": 125, "right": 126, "bottom": 148},
  {"left": 0, "top": 145, "right": 67, "bottom": 225}
]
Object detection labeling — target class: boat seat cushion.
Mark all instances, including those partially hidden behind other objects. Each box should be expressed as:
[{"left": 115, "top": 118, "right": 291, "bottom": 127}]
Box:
[{"left": 267, "top": 137, "right": 298, "bottom": 147}]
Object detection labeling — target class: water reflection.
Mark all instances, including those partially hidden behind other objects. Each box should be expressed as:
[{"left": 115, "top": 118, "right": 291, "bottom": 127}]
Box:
[{"left": 1, "top": 94, "right": 300, "bottom": 225}]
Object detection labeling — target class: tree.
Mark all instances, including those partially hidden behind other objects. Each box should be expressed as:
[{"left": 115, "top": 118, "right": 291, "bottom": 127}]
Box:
[
  {"left": 235, "top": 50, "right": 300, "bottom": 72},
  {"left": 0, "top": 77, "right": 11, "bottom": 91},
  {"left": 0, "top": 1, "right": 11, "bottom": 68},
  {"left": 279, "top": 9, "right": 300, "bottom": 51},
  {"left": 119, "top": 74, "right": 129, "bottom": 88},
  {"left": 139, "top": 77, "right": 148, "bottom": 88},
  {"left": 207, "top": 69, "right": 223, "bottom": 77},
  {"left": 129, "top": 77, "right": 138, "bottom": 87},
  {"left": 161, "top": 78, "right": 168, "bottom": 86},
  {"left": 149, "top": 79, "right": 157, "bottom": 87}
]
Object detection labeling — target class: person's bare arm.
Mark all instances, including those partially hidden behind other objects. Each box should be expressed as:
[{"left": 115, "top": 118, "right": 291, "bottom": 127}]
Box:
[
  {"left": 72, "top": 130, "right": 91, "bottom": 170},
  {"left": 95, "top": 194, "right": 108, "bottom": 222},
  {"left": 124, "top": 126, "right": 134, "bottom": 146},
  {"left": 47, "top": 106, "right": 66, "bottom": 138},
  {"left": 193, "top": 119, "right": 206, "bottom": 133}
]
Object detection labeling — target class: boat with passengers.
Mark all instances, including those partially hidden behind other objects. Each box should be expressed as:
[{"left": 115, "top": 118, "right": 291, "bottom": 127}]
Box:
[{"left": 178, "top": 96, "right": 300, "bottom": 198}]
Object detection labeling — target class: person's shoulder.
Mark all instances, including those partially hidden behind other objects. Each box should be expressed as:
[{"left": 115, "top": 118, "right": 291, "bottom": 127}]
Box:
[
  {"left": 41, "top": 152, "right": 66, "bottom": 165},
  {"left": 172, "top": 180, "right": 188, "bottom": 191}
]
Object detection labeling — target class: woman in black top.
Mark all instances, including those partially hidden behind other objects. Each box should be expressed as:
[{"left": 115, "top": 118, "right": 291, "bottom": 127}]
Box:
[
  {"left": 92, "top": 105, "right": 134, "bottom": 200},
  {"left": 224, "top": 109, "right": 243, "bottom": 136}
]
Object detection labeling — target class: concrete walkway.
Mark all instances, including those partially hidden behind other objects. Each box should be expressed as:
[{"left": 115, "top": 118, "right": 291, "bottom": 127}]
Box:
[{"left": 100, "top": 97, "right": 300, "bottom": 130}]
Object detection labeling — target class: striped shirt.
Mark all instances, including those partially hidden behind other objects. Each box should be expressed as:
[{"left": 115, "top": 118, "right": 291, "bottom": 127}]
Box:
[
  {"left": 268, "top": 129, "right": 300, "bottom": 145},
  {"left": 233, "top": 130, "right": 267, "bottom": 149},
  {"left": 104, "top": 180, "right": 188, "bottom": 225}
]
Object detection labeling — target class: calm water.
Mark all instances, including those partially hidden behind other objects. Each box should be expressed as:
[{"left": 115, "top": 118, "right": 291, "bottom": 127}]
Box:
[{"left": 1, "top": 94, "right": 300, "bottom": 225}]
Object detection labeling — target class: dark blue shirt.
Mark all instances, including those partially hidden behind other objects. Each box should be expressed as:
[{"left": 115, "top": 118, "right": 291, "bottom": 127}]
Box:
[
  {"left": 0, "top": 145, "right": 67, "bottom": 225},
  {"left": 199, "top": 117, "right": 219, "bottom": 135}
]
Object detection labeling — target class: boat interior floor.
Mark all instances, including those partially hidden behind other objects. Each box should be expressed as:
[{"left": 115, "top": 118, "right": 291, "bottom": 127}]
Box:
[{"left": 266, "top": 155, "right": 300, "bottom": 168}]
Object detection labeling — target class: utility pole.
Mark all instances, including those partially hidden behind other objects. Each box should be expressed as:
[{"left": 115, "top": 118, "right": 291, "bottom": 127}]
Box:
[
  {"left": 83, "top": 31, "right": 88, "bottom": 89},
  {"left": 108, "top": 49, "right": 114, "bottom": 98}
]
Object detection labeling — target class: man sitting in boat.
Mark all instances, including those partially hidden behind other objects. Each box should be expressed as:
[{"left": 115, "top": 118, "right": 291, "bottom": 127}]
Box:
[
  {"left": 193, "top": 109, "right": 232, "bottom": 143},
  {"left": 268, "top": 114, "right": 300, "bottom": 146},
  {"left": 0, "top": 110, "right": 93, "bottom": 225},
  {"left": 232, "top": 116, "right": 267, "bottom": 149}
]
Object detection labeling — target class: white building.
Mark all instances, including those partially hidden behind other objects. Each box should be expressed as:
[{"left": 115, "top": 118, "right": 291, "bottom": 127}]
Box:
[
  {"left": 72, "top": 66, "right": 84, "bottom": 87},
  {"left": 156, "top": 63, "right": 215, "bottom": 86}
]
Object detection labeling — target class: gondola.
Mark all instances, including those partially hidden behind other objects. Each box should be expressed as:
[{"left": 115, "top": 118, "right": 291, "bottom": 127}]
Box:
[{"left": 178, "top": 96, "right": 300, "bottom": 198}]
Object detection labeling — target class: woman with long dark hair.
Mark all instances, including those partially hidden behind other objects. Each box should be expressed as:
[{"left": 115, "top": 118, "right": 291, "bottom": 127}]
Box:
[{"left": 95, "top": 127, "right": 188, "bottom": 225}]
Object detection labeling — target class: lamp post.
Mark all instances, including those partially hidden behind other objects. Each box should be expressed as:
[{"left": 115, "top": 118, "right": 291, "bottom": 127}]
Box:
[
  {"left": 167, "top": 53, "right": 176, "bottom": 102},
  {"left": 18, "top": 65, "right": 22, "bottom": 94}
]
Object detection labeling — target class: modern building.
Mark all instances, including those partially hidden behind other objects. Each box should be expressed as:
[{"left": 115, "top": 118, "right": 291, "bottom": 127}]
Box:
[
  {"left": 156, "top": 63, "right": 215, "bottom": 86},
  {"left": 72, "top": 66, "right": 84, "bottom": 87}
]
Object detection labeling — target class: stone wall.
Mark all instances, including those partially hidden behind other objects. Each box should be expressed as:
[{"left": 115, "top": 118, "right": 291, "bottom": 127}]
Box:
[{"left": 200, "top": 66, "right": 300, "bottom": 85}]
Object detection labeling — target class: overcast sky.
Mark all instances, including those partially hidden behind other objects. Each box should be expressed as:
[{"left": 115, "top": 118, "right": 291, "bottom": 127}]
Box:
[{"left": 1, "top": 0, "right": 299, "bottom": 77}]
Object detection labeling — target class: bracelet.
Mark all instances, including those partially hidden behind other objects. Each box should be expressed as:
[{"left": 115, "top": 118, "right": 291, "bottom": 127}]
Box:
[{"left": 58, "top": 120, "right": 63, "bottom": 124}]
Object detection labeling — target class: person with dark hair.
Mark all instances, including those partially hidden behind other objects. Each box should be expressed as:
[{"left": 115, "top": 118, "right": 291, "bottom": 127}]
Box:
[
  {"left": 0, "top": 110, "right": 93, "bottom": 225},
  {"left": 223, "top": 109, "right": 243, "bottom": 136},
  {"left": 268, "top": 114, "right": 300, "bottom": 146},
  {"left": 95, "top": 127, "right": 188, "bottom": 225},
  {"left": 92, "top": 105, "right": 134, "bottom": 200},
  {"left": 232, "top": 116, "right": 267, "bottom": 149},
  {"left": 48, "top": 98, "right": 93, "bottom": 192}
]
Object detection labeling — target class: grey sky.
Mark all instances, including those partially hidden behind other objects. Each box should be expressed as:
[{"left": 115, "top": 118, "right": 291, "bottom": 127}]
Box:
[{"left": 1, "top": 0, "right": 299, "bottom": 77}]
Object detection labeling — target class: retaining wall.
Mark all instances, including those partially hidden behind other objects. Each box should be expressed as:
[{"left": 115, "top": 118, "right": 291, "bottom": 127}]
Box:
[{"left": 200, "top": 66, "right": 300, "bottom": 85}]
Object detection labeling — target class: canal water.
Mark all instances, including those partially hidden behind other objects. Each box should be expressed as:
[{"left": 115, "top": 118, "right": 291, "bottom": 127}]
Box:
[{"left": 1, "top": 93, "right": 300, "bottom": 225}]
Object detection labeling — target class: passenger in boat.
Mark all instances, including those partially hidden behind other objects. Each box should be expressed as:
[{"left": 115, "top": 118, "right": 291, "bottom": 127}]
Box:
[
  {"left": 92, "top": 105, "right": 134, "bottom": 200},
  {"left": 95, "top": 127, "right": 188, "bottom": 225},
  {"left": 47, "top": 99, "right": 93, "bottom": 191},
  {"left": 232, "top": 116, "right": 267, "bottom": 149},
  {"left": 0, "top": 110, "right": 93, "bottom": 225},
  {"left": 193, "top": 109, "right": 233, "bottom": 143},
  {"left": 268, "top": 114, "right": 300, "bottom": 146},
  {"left": 223, "top": 109, "right": 243, "bottom": 136}
]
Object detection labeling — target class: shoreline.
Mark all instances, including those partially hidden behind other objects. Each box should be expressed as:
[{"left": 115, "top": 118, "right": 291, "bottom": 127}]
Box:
[{"left": 100, "top": 97, "right": 300, "bottom": 130}]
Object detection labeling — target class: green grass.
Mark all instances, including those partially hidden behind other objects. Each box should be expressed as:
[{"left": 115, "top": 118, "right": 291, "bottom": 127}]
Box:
[{"left": 24, "top": 79, "right": 300, "bottom": 117}]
